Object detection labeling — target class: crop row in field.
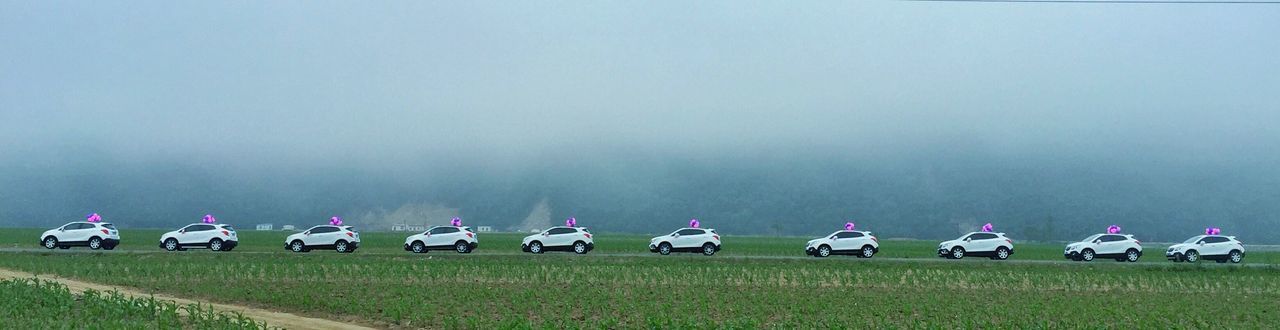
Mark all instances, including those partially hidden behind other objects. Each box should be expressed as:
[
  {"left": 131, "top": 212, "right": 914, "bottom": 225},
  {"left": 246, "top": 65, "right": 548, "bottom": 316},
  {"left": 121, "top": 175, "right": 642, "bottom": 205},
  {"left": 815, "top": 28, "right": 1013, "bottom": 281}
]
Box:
[
  {"left": 1, "top": 252, "right": 1277, "bottom": 328},
  {"left": 0, "top": 277, "right": 269, "bottom": 329}
]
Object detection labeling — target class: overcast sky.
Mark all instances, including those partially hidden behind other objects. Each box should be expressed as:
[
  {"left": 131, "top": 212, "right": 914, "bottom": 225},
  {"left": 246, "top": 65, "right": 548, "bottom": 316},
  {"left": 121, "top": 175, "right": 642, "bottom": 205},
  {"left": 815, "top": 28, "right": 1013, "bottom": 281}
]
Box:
[{"left": 3, "top": 1, "right": 1278, "bottom": 169}]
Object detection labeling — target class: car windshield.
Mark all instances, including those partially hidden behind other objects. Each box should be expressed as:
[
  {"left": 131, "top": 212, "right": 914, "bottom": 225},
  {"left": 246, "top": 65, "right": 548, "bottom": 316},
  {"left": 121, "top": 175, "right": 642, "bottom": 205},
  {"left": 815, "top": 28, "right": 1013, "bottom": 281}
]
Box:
[
  {"left": 1183, "top": 236, "right": 1203, "bottom": 244},
  {"left": 1081, "top": 234, "right": 1102, "bottom": 242}
]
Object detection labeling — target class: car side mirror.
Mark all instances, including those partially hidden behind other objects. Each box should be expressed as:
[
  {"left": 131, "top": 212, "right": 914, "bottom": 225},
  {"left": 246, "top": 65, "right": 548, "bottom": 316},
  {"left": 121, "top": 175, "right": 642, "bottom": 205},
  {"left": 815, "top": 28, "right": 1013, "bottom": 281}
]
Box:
[
  {"left": 1093, "top": 240, "right": 1101, "bottom": 244},
  {"left": 1198, "top": 241, "right": 1205, "bottom": 245},
  {"left": 304, "top": 231, "right": 310, "bottom": 235},
  {"left": 180, "top": 230, "right": 186, "bottom": 234},
  {"left": 964, "top": 238, "right": 971, "bottom": 242},
  {"left": 673, "top": 234, "right": 680, "bottom": 238}
]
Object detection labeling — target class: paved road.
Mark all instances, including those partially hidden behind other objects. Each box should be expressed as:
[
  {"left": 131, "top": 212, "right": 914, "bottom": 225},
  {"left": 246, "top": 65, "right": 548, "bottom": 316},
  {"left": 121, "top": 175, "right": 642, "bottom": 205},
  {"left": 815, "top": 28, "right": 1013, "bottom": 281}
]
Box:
[{"left": 3, "top": 247, "right": 1274, "bottom": 268}]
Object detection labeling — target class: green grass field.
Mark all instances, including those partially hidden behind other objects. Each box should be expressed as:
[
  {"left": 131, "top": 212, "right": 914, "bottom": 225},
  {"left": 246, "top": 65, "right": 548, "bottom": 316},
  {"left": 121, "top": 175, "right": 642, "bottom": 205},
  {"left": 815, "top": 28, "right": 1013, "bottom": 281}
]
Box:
[
  {"left": 3, "top": 229, "right": 1279, "bottom": 328},
  {"left": 0, "top": 278, "right": 269, "bottom": 329}
]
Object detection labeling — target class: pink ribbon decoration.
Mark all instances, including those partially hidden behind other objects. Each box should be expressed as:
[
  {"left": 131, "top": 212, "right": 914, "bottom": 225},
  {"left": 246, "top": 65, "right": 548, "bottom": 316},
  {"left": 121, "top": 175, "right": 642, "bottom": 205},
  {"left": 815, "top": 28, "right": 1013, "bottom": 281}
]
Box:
[
  {"left": 566, "top": 217, "right": 577, "bottom": 227},
  {"left": 1205, "top": 227, "right": 1221, "bottom": 235},
  {"left": 1107, "top": 225, "right": 1121, "bottom": 234},
  {"left": 844, "top": 222, "right": 855, "bottom": 231},
  {"left": 450, "top": 217, "right": 462, "bottom": 227},
  {"left": 689, "top": 218, "right": 700, "bottom": 228},
  {"left": 86, "top": 213, "right": 102, "bottom": 223},
  {"left": 330, "top": 216, "right": 343, "bottom": 226},
  {"left": 202, "top": 214, "right": 216, "bottom": 224},
  {"left": 981, "top": 223, "right": 993, "bottom": 232}
]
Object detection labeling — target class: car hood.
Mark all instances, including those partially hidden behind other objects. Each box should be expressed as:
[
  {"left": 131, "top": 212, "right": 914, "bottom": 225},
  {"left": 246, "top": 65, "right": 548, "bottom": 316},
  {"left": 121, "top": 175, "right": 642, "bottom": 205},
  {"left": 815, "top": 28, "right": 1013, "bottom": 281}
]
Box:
[
  {"left": 806, "top": 238, "right": 823, "bottom": 246},
  {"left": 1066, "top": 242, "right": 1085, "bottom": 250},
  {"left": 650, "top": 236, "right": 667, "bottom": 243},
  {"left": 939, "top": 239, "right": 962, "bottom": 247},
  {"left": 522, "top": 234, "right": 541, "bottom": 243},
  {"left": 1168, "top": 243, "right": 1193, "bottom": 250}
]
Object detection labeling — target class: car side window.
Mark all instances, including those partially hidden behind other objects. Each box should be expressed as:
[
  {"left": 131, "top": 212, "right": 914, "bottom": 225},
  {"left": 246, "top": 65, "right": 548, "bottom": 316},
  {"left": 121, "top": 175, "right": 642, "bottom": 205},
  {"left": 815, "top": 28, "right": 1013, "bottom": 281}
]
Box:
[
  {"left": 677, "top": 229, "right": 703, "bottom": 236},
  {"left": 1205, "top": 237, "right": 1226, "bottom": 243},
  {"left": 550, "top": 228, "right": 575, "bottom": 235},
  {"left": 190, "top": 225, "right": 213, "bottom": 232},
  {"left": 834, "top": 232, "right": 853, "bottom": 239},
  {"left": 73, "top": 223, "right": 90, "bottom": 230},
  {"left": 312, "top": 226, "right": 336, "bottom": 234},
  {"left": 971, "top": 233, "right": 994, "bottom": 240},
  {"left": 440, "top": 227, "right": 460, "bottom": 234}
]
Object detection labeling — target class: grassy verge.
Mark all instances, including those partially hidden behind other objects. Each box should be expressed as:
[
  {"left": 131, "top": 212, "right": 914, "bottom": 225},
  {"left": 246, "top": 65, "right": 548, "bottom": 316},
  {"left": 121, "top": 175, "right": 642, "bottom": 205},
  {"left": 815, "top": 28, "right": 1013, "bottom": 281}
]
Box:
[{"left": 0, "top": 277, "right": 270, "bottom": 329}]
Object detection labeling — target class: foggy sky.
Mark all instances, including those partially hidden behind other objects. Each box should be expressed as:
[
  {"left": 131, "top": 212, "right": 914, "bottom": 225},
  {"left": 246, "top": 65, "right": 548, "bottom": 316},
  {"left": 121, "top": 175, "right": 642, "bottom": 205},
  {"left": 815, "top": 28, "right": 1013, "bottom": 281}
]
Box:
[{"left": 2, "top": 2, "right": 1279, "bottom": 237}]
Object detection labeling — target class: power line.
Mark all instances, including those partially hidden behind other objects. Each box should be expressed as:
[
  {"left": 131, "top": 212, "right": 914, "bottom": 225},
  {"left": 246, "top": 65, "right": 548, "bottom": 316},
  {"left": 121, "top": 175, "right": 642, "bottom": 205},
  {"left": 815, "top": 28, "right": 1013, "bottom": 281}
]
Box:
[{"left": 901, "top": 0, "right": 1280, "bottom": 4}]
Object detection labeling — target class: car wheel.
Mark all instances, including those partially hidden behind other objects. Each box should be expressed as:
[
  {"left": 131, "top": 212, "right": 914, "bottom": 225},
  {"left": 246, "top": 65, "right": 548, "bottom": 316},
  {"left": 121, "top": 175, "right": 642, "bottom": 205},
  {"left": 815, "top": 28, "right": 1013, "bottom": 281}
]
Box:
[
  {"left": 88, "top": 237, "right": 102, "bottom": 250},
  {"left": 702, "top": 243, "right": 717, "bottom": 256},
  {"left": 411, "top": 241, "right": 426, "bottom": 253},
  {"left": 290, "top": 240, "right": 306, "bottom": 253},
  {"left": 1126, "top": 249, "right": 1140, "bottom": 262},
  {"left": 455, "top": 241, "right": 470, "bottom": 253},
  {"left": 1081, "top": 249, "right": 1094, "bottom": 262},
  {"left": 1184, "top": 250, "right": 1200, "bottom": 263},
  {"left": 573, "top": 241, "right": 587, "bottom": 254},
  {"left": 861, "top": 245, "right": 875, "bottom": 258},
  {"left": 658, "top": 243, "right": 672, "bottom": 255},
  {"left": 209, "top": 239, "right": 224, "bottom": 252},
  {"left": 530, "top": 241, "right": 544, "bottom": 254},
  {"left": 995, "top": 247, "right": 1010, "bottom": 260},
  {"left": 42, "top": 237, "right": 58, "bottom": 249},
  {"left": 164, "top": 239, "right": 179, "bottom": 252},
  {"left": 950, "top": 247, "right": 965, "bottom": 259},
  {"left": 335, "top": 240, "right": 350, "bottom": 253},
  {"left": 817, "top": 245, "right": 831, "bottom": 258},
  {"left": 1229, "top": 250, "right": 1243, "bottom": 264}
]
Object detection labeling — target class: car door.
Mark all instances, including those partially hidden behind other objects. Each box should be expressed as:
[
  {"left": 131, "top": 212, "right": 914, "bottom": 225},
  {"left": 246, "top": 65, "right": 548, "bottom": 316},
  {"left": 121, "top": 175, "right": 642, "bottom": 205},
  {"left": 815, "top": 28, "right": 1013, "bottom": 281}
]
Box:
[
  {"left": 436, "top": 227, "right": 462, "bottom": 247},
  {"left": 677, "top": 229, "right": 704, "bottom": 248},
  {"left": 1204, "top": 237, "right": 1228, "bottom": 256},
  {"left": 62, "top": 223, "right": 86, "bottom": 242},
  {"left": 833, "top": 232, "right": 858, "bottom": 252},
  {"left": 424, "top": 227, "right": 447, "bottom": 247},
  {"left": 181, "top": 225, "right": 208, "bottom": 245},
  {"left": 304, "top": 226, "right": 333, "bottom": 245},
  {"left": 974, "top": 233, "right": 997, "bottom": 252}
]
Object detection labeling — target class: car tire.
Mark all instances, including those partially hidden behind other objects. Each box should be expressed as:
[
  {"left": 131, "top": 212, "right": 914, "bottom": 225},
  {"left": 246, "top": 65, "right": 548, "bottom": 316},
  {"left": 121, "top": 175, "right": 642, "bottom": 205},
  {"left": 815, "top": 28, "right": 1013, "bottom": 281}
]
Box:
[
  {"left": 861, "top": 245, "right": 876, "bottom": 258},
  {"left": 164, "top": 238, "right": 180, "bottom": 252},
  {"left": 658, "top": 243, "right": 672, "bottom": 255},
  {"left": 1081, "top": 249, "right": 1095, "bottom": 262},
  {"left": 58, "top": 246, "right": 70, "bottom": 250},
  {"left": 335, "top": 240, "right": 350, "bottom": 253},
  {"left": 455, "top": 241, "right": 470, "bottom": 253},
  {"left": 411, "top": 241, "right": 426, "bottom": 253},
  {"left": 1184, "top": 250, "right": 1200, "bottom": 263},
  {"left": 290, "top": 240, "right": 306, "bottom": 253},
  {"left": 530, "top": 241, "right": 544, "bottom": 254},
  {"left": 702, "top": 243, "right": 716, "bottom": 256},
  {"left": 950, "top": 247, "right": 965, "bottom": 259},
  {"left": 1229, "top": 250, "right": 1243, "bottom": 264},
  {"left": 573, "top": 241, "right": 588, "bottom": 254},
  {"left": 817, "top": 245, "right": 831, "bottom": 258},
  {"left": 88, "top": 237, "right": 103, "bottom": 250},
  {"left": 42, "top": 237, "right": 58, "bottom": 249},
  {"left": 995, "top": 247, "right": 1010, "bottom": 260},
  {"left": 210, "top": 238, "right": 224, "bottom": 252},
  {"left": 103, "top": 245, "right": 115, "bottom": 250},
  {"left": 1125, "top": 249, "right": 1140, "bottom": 262}
]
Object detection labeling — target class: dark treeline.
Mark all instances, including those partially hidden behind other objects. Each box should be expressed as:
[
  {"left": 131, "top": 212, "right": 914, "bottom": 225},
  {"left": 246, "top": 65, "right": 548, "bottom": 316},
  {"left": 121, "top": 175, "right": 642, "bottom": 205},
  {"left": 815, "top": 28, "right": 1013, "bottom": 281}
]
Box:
[{"left": 1, "top": 147, "right": 1277, "bottom": 244}]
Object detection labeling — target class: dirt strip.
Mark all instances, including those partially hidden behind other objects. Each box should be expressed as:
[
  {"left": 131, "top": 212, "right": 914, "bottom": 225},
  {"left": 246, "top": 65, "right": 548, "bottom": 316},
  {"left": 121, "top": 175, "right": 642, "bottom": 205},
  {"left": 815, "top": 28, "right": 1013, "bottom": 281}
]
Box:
[{"left": 0, "top": 268, "right": 377, "bottom": 330}]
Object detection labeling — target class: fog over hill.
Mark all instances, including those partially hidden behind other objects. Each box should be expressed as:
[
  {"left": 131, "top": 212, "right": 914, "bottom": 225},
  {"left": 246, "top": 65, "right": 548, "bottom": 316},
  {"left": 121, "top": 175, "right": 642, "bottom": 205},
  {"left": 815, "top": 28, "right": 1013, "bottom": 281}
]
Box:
[{"left": 2, "top": 2, "right": 1278, "bottom": 242}]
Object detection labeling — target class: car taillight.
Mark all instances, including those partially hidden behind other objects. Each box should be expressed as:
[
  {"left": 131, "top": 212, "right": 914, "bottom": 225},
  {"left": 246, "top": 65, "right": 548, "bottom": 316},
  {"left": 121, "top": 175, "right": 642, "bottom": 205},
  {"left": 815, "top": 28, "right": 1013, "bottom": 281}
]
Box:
[
  {"left": 1006, "top": 239, "right": 1013, "bottom": 244},
  {"left": 584, "top": 233, "right": 591, "bottom": 238},
  {"left": 466, "top": 232, "right": 474, "bottom": 238},
  {"left": 346, "top": 232, "right": 354, "bottom": 238},
  {"left": 871, "top": 236, "right": 878, "bottom": 243},
  {"left": 101, "top": 229, "right": 109, "bottom": 235},
  {"left": 1135, "top": 240, "right": 1141, "bottom": 245},
  {"left": 222, "top": 230, "right": 230, "bottom": 236},
  {"left": 713, "top": 235, "right": 720, "bottom": 240}
]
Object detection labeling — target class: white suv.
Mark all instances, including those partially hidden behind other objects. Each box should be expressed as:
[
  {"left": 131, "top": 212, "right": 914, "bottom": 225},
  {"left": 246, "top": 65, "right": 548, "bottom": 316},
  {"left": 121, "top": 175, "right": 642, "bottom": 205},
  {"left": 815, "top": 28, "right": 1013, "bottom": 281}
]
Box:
[
  {"left": 649, "top": 228, "right": 721, "bottom": 256},
  {"left": 521, "top": 226, "right": 594, "bottom": 254},
  {"left": 159, "top": 224, "right": 239, "bottom": 252},
  {"left": 805, "top": 230, "right": 879, "bottom": 258},
  {"left": 40, "top": 222, "right": 121, "bottom": 250},
  {"left": 404, "top": 226, "right": 478, "bottom": 253},
  {"left": 937, "top": 232, "right": 1013, "bottom": 260},
  {"left": 1166, "top": 235, "right": 1245, "bottom": 263},
  {"left": 1064, "top": 234, "right": 1142, "bottom": 262},
  {"left": 285, "top": 225, "right": 360, "bottom": 253}
]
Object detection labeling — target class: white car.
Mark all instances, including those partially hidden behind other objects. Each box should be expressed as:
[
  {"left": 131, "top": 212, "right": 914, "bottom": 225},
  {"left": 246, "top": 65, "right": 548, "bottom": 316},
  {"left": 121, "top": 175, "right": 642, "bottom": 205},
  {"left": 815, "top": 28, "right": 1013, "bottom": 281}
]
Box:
[
  {"left": 284, "top": 225, "right": 360, "bottom": 253},
  {"left": 649, "top": 228, "right": 721, "bottom": 256},
  {"left": 937, "top": 232, "right": 1013, "bottom": 260},
  {"left": 805, "top": 230, "right": 879, "bottom": 258},
  {"left": 521, "top": 226, "right": 594, "bottom": 254},
  {"left": 40, "top": 222, "right": 121, "bottom": 250},
  {"left": 1166, "top": 235, "right": 1245, "bottom": 263},
  {"left": 404, "top": 226, "right": 478, "bottom": 253},
  {"left": 1064, "top": 233, "right": 1142, "bottom": 262},
  {"left": 159, "top": 223, "right": 239, "bottom": 252}
]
